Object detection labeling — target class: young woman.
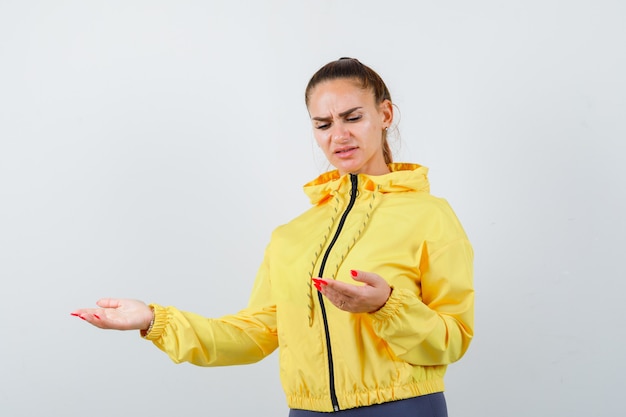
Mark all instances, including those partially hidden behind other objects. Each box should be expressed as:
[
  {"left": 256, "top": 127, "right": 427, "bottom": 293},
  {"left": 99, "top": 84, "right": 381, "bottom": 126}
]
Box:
[{"left": 72, "top": 57, "right": 474, "bottom": 416}]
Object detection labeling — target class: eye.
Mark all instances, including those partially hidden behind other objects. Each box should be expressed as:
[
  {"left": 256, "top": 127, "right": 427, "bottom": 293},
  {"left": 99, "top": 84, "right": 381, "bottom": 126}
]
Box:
[
  {"left": 346, "top": 115, "right": 362, "bottom": 122},
  {"left": 315, "top": 123, "right": 330, "bottom": 130}
]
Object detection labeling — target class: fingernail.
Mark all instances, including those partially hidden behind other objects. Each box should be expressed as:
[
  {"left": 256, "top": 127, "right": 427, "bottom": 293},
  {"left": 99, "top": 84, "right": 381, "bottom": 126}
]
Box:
[
  {"left": 350, "top": 270, "right": 357, "bottom": 277},
  {"left": 79, "top": 315, "right": 86, "bottom": 321},
  {"left": 314, "top": 283, "right": 321, "bottom": 291},
  {"left": 70, "top": 313, "right": 80, "bottom": 317},
  {"left": 93, "top": 314, "right": 100, "bottom": 319}
]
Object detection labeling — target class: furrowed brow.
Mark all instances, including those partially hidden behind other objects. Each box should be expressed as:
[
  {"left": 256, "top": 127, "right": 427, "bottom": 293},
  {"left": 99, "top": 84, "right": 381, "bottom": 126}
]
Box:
[
  {"left": 311, "top": 107, "right": 362, "bottom": 121},
  {"left": 339, "top": 107, "right": 362, "bottom": 117}
]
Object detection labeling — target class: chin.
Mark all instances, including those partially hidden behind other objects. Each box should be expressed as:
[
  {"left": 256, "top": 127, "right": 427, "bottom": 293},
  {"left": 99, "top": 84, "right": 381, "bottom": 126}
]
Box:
[
  {"left": 333, "top": 159, "right": 360, "bottom": 172},
  {"left": 335, "top": 164, "right": 361, "bottom": 176}
]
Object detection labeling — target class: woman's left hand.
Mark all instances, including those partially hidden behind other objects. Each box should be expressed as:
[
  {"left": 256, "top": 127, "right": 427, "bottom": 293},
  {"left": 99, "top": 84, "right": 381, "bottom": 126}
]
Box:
[{"left": 313, "top": 270, "right": 392, "bottom": 313}]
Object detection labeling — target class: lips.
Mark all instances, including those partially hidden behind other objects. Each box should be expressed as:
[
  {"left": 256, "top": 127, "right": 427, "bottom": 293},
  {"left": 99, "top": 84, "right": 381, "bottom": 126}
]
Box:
[{"left": 334, "top": 146, "right": 358, "bottom": 158}]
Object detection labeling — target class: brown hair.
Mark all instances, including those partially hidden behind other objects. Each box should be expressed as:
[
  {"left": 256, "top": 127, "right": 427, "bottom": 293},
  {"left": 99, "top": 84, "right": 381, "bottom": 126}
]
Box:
[{"left": 305, "top": 57, "right": 394, "bottom": 163}]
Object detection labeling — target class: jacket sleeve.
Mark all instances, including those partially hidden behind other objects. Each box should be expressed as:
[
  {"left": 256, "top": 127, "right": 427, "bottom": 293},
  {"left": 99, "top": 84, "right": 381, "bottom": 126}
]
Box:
[
  {"left": 143, "top": 249, "right": 278, "bottom": 367},
  {"left": 370, "top": 232, "right": 474, "bottom": 366}
]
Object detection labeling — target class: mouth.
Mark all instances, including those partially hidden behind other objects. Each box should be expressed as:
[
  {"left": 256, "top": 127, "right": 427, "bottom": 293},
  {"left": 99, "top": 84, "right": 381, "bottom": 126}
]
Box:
[{"left": 334, "top": 146, "right": 358, "bottom": 156}]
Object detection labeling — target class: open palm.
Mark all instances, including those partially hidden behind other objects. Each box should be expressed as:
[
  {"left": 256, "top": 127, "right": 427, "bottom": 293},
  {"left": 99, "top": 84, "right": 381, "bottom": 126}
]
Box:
[{"left": 71, "top": 298, "right": 153, "bottom": 331}]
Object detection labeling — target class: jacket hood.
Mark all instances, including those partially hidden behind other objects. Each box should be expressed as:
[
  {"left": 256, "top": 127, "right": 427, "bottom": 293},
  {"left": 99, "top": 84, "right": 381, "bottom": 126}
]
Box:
[{"left": 303, "top": 163, "right": 430, "bottom": 205}]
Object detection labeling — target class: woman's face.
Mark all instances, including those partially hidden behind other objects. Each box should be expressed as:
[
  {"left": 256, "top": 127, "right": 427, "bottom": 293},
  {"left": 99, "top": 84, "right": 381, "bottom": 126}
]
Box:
[{"left": 307, "top": 78, "right": 393, "bottom": 176}]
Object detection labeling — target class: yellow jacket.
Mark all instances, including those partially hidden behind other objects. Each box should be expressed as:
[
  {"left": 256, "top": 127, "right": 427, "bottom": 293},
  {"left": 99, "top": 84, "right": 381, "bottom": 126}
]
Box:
[{"left": 145, "top": 163, "right": 474, "bottom": 412}]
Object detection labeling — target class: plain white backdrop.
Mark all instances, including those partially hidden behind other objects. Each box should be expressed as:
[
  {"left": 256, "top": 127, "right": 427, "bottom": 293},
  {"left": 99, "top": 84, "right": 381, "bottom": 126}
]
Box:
[{"left": 1, "top": 1, "right": 625, "bottom": 416}]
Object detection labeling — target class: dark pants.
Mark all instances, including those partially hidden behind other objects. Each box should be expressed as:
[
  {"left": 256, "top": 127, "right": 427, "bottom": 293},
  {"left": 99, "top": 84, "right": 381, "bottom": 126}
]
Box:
[{"left": 289, "top": 392, "right": 448, "bottom": 417}]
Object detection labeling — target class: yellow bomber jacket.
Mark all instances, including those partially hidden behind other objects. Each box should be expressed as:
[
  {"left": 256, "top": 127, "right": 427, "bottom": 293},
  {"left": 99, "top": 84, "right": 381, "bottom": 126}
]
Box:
[{"left": 145, "top": 163, "right": 474, "bottom": 412}]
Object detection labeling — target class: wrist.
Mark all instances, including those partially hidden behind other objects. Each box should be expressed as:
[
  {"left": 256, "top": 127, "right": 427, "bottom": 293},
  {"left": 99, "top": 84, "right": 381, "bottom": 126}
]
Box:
[
  {"left": 372, "top": 286, "right": 393, "bottom": 313},
  {"left": 140, "top": 306, "right": 155, "bottom": 337}
]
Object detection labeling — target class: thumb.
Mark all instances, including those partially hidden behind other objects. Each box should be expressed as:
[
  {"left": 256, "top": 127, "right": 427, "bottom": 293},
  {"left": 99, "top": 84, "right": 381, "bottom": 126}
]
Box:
[
  {"left": 349, "top": 269, "right": 383, "bottom": 287},
  {"left": 96, "top": 298, "right": 122, "bottom": 308}
]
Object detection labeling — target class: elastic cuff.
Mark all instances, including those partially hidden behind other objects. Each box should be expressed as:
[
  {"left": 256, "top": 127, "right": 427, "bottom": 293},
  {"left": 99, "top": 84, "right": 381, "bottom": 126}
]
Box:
[
  {"left": 141, "top": 303, "right": 167, "bottom": 340},
  {"left": 369, "top": 286, "right": 402, "bottom": 320}
]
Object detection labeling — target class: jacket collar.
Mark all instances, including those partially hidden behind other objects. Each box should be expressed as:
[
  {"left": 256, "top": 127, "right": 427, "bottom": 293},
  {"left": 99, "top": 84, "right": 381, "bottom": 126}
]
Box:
[{"left": 303, "top": 163, "right": 430, "bottom": 205}]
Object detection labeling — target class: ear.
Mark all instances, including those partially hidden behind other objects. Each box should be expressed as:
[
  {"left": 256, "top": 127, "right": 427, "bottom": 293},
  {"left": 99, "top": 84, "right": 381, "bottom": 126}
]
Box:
[{"left": 379, "top": 99, "right": 393, "bottom": 128}]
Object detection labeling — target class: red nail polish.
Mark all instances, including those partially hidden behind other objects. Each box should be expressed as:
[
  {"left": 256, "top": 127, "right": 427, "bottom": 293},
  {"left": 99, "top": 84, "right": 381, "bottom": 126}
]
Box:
[
  {"left": 313, "top": 278, "right": 328, "bottom": 286},
  {"left": 314, "top": 283, "right": 321, "bottom": 291},
  {"left": 350, "top": 270, "right": 357, "bottom": 277},
  {"left": 94, "top": 314, "right": 100, "bottom": 319},
  {"left": 70, "top": 313, "right": 80, "bottom": 317},
  {"left": 79, "top": 315, "right": 86, "bottom": 321}
]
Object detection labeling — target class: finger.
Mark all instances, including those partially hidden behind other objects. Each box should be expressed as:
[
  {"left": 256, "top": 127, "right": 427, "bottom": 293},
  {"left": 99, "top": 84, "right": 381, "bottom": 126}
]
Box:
[
  {"left": 96, "top": 298, "right": 122, "bottom": 309},
  {"left": 313, "top": 278, "right": 342, "bottom": 295},
  {"left": 318, "top": 279, "right": 352, "bottom": 298},
  {"left": 70, "top": 308, "right": 99, "bottom": 317},
  {"left": 349, "top": 270, "right": 383, "bottom": 287},
  {"left": 70, "top": 311, "right": 105, "bottom": 328},
  {"left": 70, "top": 311, "right": 88, "bottom": 321},
  {"left": 81, "top": 313, "right": 101, "bottom": 326},
  {"left": 312, "top": 278, "right": 328, "bottom": 288}
]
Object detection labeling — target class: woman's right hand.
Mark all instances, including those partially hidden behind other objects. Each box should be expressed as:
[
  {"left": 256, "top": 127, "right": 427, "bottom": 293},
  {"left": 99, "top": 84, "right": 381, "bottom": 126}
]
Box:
[{"left": 71, "top": 298, "right": 154, "bottom": 331}]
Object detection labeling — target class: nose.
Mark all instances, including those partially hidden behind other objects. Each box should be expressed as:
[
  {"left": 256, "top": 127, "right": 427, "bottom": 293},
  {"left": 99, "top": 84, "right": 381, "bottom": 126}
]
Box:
[{"left": 331, "top": 122, "right": 349, "bottom": 142}]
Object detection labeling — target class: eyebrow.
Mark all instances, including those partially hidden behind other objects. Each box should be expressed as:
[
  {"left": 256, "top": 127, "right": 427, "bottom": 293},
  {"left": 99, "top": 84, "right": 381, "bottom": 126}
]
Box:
[{"left": 311, "top": 106, "right": 362, "bottom": 122}]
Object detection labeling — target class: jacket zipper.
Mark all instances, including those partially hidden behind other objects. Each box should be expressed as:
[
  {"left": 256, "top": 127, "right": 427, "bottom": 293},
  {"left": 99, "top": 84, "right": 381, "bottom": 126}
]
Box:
[{"left": 316, "top": 173, "right": 359, "bottom": 412}]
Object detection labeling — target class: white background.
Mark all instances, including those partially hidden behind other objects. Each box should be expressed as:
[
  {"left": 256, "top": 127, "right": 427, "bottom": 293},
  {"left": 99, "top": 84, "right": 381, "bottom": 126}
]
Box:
[{"left": 1, "top": 1, "right": 625, "bottom": 416}]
